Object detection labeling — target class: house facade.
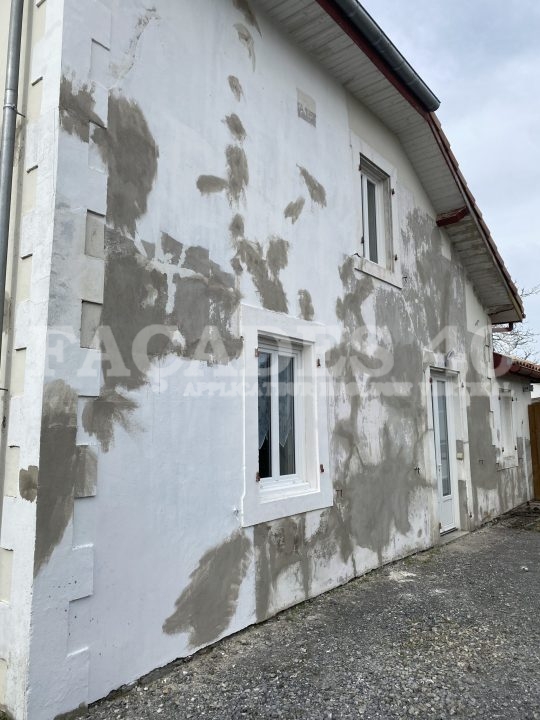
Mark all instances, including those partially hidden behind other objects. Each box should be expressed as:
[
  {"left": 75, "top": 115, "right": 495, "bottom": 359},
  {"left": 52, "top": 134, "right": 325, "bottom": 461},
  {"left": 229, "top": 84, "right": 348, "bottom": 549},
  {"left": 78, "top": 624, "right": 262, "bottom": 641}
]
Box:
[{"left": 0, "top": 1, "right": 534, "bottom": 718}]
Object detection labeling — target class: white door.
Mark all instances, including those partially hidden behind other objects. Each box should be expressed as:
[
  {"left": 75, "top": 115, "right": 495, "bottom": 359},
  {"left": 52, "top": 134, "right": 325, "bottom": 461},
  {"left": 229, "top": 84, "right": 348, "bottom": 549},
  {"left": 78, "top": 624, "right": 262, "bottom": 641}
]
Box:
[{"left": 431, "top": 377, "right": 456, "bottom": 533}]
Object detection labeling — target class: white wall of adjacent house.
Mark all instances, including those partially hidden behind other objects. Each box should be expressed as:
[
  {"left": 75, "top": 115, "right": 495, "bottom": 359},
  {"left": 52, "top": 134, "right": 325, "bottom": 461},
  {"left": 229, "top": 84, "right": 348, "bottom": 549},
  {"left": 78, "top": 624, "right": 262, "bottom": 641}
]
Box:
[
  {"left": 465, "top": 282, "right": 533, "bottom": 520},
  {"left": 0, "top": 0, "right": 529, "bottom": 719}
]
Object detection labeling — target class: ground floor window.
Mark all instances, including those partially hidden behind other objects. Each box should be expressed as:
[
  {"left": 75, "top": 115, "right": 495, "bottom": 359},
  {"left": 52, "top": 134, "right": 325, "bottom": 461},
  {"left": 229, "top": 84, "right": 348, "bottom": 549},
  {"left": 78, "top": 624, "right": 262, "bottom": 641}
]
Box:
[
  {"left": 241, "top": 305, "right": 333, "bottom": 526},
  {"left": 258, "top": 338, "right": 300, "bottom": 483}
]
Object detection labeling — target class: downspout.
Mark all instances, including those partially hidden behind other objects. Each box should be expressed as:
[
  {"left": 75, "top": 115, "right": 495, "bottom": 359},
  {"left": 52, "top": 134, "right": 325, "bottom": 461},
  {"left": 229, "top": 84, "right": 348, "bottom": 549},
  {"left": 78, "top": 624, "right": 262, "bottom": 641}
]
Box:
[{"left": 0, "top": 0, "right": 25, "bottom": 535}]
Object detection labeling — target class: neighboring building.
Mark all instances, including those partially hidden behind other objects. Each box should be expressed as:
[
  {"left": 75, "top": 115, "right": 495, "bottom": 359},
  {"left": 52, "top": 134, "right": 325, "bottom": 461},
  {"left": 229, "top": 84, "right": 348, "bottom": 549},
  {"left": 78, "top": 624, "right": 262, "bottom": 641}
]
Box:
[
  {"left": 494, "top": 353, "right": 540, "bottom": 503},
  {"left": 0, "top": 1, "right": 534, "bottom": 718}
]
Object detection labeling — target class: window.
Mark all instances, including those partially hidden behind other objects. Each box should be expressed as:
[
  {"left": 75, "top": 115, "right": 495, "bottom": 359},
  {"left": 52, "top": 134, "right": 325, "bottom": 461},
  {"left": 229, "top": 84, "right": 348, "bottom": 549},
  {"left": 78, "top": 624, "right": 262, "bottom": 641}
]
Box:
[
  {"left": 350, "top": 134, "right": 401, "bottom": 288},
  {"left": 258, "top": 338, "right": 301, "bottom": 485},
  {"left": 241, "top": 305, "right": 333, "bottom": 527},
  {"left": 360, "top": 155, "right": 392, "bottom": 267},
  {"left": 499, "top": 390, "right": 517, "bottom": 461}
]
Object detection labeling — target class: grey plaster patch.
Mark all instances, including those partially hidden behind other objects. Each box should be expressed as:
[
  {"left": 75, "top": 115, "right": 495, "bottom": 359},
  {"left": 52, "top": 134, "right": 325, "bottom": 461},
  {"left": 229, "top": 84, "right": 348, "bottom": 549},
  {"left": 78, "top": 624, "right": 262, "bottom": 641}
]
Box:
[
  {"left": 91, "top": 94, "right": 159, "bottom": 238},
  {"left": 59, "top": 76, "right": 105, "bottom": 143},
  {"left": 74, "top": 446, "right": 98, "bottom": 498},
  {"left": 411, "top": 211, "right": 465, "bottom": 342},
  {"left": 68, "top": 85, "right": 243, "bottom": 450},
  {"left": 298, "top": 166, "right": 326, "bottom": 207},
  {"left": 298, "top": 289, "right": 314, "bottom": 321},
  {"left": 196, "top": 176, "right": 229, "bottom": 195},
  {"left": 196, "top": 145, "right": 249, "bottom": 206},
  {"left": 228, "top": 75, "right": 244, "bottom": 102},
  {"left": 254, "top": 517, "right": 309, "bottom": 621},
  {"left": 253, "top": 507, "right": 354, "bottom": 623},
  {"left": 466, "top": 361, "right": 499, "bottom": 524},
  {"left": 324, "top": 253, "right": 432, "bottom": 565},
  {"left": 232, "top": 235, "right": 288, "bottom": 313},
  {"left": 226, "top": 146, "right": 249, "bottom": 204},
  {"left": 284, "top": 197, "right": 305, "bottom": 224},
  {"left": 98, "top": 228, "right": 170, "bottom": 393},
  {"left": 232, "top": 0, "right": 262, "bottom": 35},
  {"left": 458, "top": 479, "right": 470, "bottom": 530},
  {"left": 34, "top": 381, "right": 78, "bottom": 575},
  {"left": 83, "top": 230, "right": 243, "bottom": 450},
  {"left": 182, "top": 245, "right": 209, "bottom": 275},
  {"left": 163, "top": 531, "right": 251, "bottom": 647},
  {"left": 224, "top": 113, "right": 246, "bottom": 142},
  {"left": 161, "top": 232, "right": 183, "bottom": 264},
  {"left": 141, "top": 239, "right": 155, "bottom": 260},
  {"left": 19, "top": 466, "right": 38, "bottom": 502},
  {"left": 234, "top": 23, "right": 256, "bottom": 70},
  {"left": 229, "top": 213, "right": 245, "bottom": 241},
  {"left": 82, "top": 390, "right": 139, "bottom": 454},
  {"left": 171, "top": 248, "right": 244, "bottom": 361}
]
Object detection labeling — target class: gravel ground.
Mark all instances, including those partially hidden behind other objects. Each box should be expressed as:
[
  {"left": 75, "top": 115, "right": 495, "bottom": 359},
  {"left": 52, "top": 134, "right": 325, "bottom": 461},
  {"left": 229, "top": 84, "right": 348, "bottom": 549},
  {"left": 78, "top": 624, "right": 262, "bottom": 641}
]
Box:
[{"left": 87, "top": 504, "right": 540, "bottom": 720}]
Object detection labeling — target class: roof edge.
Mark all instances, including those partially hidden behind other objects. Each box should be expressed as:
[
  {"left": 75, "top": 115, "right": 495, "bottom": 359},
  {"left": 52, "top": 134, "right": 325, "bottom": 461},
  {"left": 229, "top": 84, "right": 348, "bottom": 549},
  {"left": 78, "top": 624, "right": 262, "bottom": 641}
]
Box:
[
  {"left": 331, "top": 0, "right": 440, "bottom": 112},
  {"left": 494, "top": 352, "right": 540, "bottom": 382},
  {"left": 314, "top": 0, "right": 524, "bottom": 323},
  {"left": 314, "top": 0, "right": 439, "bottom": 114},
  {"left": 428, "top": 115, "right": 524, "bottom": 322}
]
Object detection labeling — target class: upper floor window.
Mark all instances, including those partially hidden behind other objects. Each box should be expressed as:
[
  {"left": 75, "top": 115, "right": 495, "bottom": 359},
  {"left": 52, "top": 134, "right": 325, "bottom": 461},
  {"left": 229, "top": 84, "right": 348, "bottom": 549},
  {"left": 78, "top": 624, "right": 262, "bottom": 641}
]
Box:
[
  {"left": 351, "top": 133, "right": 401, "bottom": 289},
  {"left": 360, "top": 155, "right": 392, "bottom": 267},
  {"left": 499, "top": 390, "right": 517, "bottom": 461}
]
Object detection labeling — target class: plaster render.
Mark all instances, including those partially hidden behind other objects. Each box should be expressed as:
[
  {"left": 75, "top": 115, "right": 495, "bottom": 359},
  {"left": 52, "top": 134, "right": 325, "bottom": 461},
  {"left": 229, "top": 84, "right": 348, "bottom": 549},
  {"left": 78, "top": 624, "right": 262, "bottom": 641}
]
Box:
[{"left": 0, "top": 1, "right": 534, "bottom": 719}]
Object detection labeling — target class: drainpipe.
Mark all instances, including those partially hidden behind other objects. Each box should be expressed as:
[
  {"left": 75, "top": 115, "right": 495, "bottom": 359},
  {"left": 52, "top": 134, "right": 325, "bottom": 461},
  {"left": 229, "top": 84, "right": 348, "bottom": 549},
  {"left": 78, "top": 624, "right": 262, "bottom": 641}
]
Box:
[{"left": 0, "top": 0, "right": 25, "bottom": 536}]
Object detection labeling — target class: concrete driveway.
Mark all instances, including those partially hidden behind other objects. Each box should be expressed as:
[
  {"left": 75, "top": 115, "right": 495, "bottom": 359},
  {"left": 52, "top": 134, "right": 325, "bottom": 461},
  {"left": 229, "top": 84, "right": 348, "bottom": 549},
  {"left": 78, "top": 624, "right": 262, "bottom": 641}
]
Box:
[{"left": 86, "top": 504, "right": 540, "bottom": 720}]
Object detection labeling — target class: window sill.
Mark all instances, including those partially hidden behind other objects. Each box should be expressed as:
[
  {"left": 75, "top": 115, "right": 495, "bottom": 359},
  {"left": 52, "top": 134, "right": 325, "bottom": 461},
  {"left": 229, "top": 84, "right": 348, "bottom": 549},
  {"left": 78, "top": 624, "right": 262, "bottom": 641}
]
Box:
[
  {"left": 354, "top": 256, "right": 403, "bottom": 290},
  {"left": 242, "top": 481, "right": 333, "bottom": 527},
  {"left": 259, "top": 478, "right": 312, "bottom": 502}
]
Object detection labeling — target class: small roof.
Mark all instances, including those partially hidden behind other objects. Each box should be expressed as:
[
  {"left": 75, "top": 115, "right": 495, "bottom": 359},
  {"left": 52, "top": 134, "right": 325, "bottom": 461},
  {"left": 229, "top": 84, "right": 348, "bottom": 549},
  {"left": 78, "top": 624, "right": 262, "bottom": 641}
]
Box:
[
  {"left": 255, "top": 0, "right": 524, "bottom": 322},
  {"left": 493, "top": 353, "right": 540, "bottom": 383}
]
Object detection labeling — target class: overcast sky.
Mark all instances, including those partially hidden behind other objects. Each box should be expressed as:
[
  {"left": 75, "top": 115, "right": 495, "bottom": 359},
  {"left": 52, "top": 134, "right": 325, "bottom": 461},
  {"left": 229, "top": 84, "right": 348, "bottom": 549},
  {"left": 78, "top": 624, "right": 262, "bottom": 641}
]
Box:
[{"left": 361, "top": 0, "right": 540, "bottom": 351}]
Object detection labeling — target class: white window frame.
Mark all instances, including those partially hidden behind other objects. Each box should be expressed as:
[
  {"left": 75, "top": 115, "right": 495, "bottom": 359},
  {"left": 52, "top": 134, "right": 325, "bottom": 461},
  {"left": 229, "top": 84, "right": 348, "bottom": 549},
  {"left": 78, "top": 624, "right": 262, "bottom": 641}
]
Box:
[
  {"left": 351, "top": 133, "right": 402, "bottom": 289},
  {"left": 499, "top": 388, "right": 518, "bottom": 466},
  {"left": 241, "top": 304, "right": 333, "bottom": 527},
  {"left": 257, "top": 337, "right": 304, "bottom": 490},
  {"left": 361, "top": 157, "right": 389, "bottom": 266}
]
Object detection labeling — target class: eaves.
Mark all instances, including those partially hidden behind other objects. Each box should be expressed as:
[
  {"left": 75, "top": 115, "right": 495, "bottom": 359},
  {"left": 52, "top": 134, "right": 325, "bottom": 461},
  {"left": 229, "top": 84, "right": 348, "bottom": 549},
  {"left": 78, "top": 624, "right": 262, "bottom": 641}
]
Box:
[{"left": 254, "top": 0, "right": 524, "bottom": 323}]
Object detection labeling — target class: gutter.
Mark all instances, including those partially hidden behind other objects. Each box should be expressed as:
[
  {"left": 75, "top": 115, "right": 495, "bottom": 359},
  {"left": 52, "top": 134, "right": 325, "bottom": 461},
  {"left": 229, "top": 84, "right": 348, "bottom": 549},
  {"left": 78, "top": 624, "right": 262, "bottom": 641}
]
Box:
[
  {"left": 0, "top": 0, "right": 25, "bottom": 535},
  {"left": 315, "top": 0, "right": 523, "bottom": 323},
  {"left": 316, "top": 0, "right": 440, "bottom": 113}
]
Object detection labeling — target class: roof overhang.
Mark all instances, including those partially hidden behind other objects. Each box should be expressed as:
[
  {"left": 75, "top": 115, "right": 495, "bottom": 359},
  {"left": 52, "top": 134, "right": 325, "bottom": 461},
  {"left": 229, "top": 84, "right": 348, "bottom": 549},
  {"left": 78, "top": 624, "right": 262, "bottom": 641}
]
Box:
[
  {"left": 494, "top": 353, "right": 540, "bottom": 382},
  {"left": 254, "top": 0, "right": 524, "bottom": 323}
]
